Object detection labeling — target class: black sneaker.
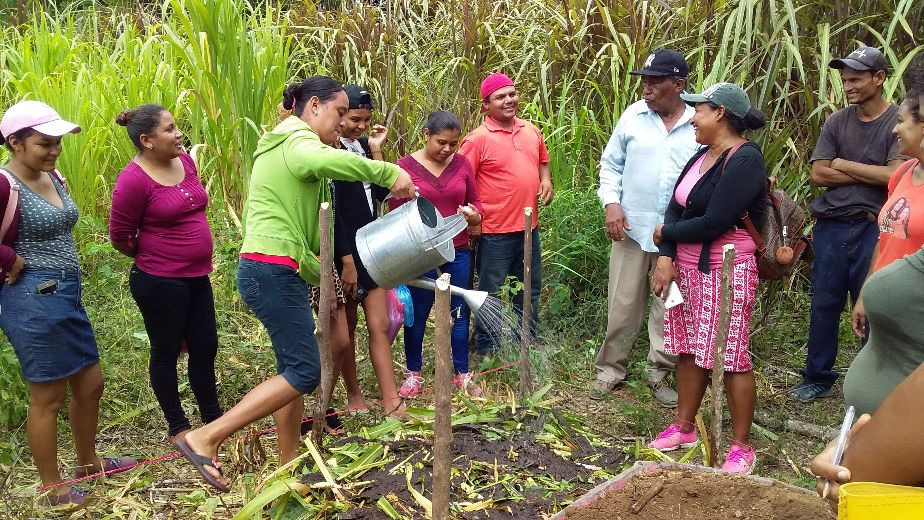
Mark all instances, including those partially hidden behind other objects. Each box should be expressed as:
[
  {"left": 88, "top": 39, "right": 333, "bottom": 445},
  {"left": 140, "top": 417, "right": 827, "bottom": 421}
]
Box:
[{"left": 792, "top": 383, "right": 832, "bottom": 403}]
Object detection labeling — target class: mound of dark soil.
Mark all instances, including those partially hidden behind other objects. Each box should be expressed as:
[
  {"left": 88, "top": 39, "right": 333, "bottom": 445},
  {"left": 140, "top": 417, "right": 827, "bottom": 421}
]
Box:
[
  {"left": 318, "top": 414, "right": 630, "bottom": 519},
  {"left": 564, "top": 469, "right": 835, "bottom": 520}
]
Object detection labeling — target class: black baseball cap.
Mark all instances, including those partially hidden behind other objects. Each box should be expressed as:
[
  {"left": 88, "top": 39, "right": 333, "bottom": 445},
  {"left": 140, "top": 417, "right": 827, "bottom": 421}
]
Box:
[
  {"left": 829, "top": 46, "right": 889, "bottom": 74},
  {"left": 344, "top": 84, "right": 373, "bottom": 109},
  {"left": 630, "top": 49, "right": 689, "bottom": 77}
]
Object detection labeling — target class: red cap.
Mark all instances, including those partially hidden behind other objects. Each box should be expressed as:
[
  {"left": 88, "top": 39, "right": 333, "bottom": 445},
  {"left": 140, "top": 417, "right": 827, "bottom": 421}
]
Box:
[{"left": 480, "top": 72, "right": 514, "bottom": 101}]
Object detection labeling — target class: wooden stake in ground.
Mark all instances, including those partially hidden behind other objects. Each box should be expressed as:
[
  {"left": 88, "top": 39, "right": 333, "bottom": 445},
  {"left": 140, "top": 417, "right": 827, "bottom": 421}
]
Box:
[
  {"left": 313, "top": 202, "right": 334, "bottom": 443},
  {"left": 708, "top": 244, "right": 736, "bottom": 467},
  {"left": 432, "top": 273, "right": 453, "bottom": 520},
  {"left": 519, "top": 207, "right": 534, "bottom": 397}
]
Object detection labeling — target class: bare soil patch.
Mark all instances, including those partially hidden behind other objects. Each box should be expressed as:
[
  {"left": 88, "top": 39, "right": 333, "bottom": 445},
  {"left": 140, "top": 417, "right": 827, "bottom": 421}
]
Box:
[{"left": 564, "top": 469, "right": 835, "bottom": 520}]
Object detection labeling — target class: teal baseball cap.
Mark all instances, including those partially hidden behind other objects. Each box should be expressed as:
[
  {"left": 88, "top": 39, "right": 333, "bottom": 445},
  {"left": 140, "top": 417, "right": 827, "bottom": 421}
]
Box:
[{"left": 680, "top": 82, "right": 751, "bottom": 118}]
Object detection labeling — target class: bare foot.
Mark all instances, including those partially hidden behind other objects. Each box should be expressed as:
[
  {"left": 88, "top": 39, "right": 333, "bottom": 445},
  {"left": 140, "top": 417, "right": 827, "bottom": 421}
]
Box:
[
  {"left": 346, "top": 395, "right": 368, "bottom": 411},
  {"left": 384, "top": 398, "right": 409, "bottom": 420}
]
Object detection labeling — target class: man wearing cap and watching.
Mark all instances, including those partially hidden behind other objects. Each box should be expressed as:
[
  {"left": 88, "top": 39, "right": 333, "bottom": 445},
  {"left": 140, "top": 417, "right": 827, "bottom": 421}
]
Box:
[
  {"left": 591, "top": 49, "right": 699, "bottom": 407},
  {"left": 459, "top": 72, "right": 553, "bottom": 354},
  {"left": 794, "top": 46, "right": 905, "bottom": 403}
]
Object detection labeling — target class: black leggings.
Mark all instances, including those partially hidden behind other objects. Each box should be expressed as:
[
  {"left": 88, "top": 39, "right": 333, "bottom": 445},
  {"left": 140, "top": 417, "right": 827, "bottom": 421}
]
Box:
[{"left": 129, "top": 266, "right": 222, "bottom": 436}]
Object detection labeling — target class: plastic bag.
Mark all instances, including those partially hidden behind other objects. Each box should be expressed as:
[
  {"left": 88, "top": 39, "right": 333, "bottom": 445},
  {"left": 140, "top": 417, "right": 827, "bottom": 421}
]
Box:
[
  {"left": 394, "top": 284, "right": 414, "bottom": 327},
  {"left": 385, "top": 289, "right": 404, "bottom": 343},
  {"left": 386, "top": 284, "right": 415, "bottom": 343}
]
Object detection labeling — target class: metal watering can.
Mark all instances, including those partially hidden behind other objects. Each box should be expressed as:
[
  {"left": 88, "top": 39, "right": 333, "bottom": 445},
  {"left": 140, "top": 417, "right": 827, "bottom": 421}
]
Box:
[
  {"left": 356, "top": 196, "right": 468, "bottom": 290},
  {"left": 404, "top": 276, "right": 489, "bottom": 313}
]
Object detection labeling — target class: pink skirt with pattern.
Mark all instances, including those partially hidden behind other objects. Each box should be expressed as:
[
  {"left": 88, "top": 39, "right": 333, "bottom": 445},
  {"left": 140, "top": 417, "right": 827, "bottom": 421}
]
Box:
[{"left": 664, "top": 255, "right": 759, "bottom": 372}]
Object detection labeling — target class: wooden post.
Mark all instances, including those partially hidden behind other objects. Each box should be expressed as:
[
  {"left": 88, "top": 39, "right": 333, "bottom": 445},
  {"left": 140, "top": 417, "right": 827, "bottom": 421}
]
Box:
[
  {"left": 519, "top": 207, "right": 534, "bottom": 397},
  {"left": 432, "top": 273, "right": 453, "bottom": 520},
  {"left": 707, "top": 244, "right": 736, "bottom": 467},
  {"left": 313, "top": 203, "right": 334, "bottom": 443}
]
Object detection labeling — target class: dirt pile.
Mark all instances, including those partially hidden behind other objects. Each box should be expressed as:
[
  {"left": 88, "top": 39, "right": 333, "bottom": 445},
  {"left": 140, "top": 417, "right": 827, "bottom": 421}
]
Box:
[
  {"left": 565, "top": 469, "right": 834, "bottom": 520},
  {"left": 320, "top": 415, "right": 629, "bottom": 519}
]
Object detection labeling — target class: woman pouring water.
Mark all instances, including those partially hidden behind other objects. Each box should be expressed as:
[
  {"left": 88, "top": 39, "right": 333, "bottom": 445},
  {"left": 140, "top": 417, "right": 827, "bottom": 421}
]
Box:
[
  {"left": 175, "top": 76, "right": 415, "bottom": 491},
  {"left": 391, "top": 111, "right": 485, "bottom": 398}
]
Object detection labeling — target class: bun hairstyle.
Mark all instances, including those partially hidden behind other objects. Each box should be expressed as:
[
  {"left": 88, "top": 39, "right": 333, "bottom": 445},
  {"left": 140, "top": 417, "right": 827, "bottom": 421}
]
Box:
[
  {"left": 116, "top": 104, "right": 167, "bottom": 151},
  {"left": 721, "top": 106, "right": 766, "bottom": 135},
  {"left": 281, "top": 76, "right": 343, "bottom": 117},
  {"left": 424, "top": 110, "right": 462, "bottom": 135}
]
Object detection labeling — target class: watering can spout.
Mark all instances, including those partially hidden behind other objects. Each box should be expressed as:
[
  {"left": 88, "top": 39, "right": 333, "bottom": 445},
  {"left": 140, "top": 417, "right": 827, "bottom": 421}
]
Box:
[{"left": 407, "top": 277, "right": 489, "bottom": 313}]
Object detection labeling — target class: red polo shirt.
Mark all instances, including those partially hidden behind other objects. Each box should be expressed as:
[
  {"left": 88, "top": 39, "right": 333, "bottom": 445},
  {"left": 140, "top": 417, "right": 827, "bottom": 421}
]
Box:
[{"left": 458, "top": 117, "right": 550, "bottom": 234}]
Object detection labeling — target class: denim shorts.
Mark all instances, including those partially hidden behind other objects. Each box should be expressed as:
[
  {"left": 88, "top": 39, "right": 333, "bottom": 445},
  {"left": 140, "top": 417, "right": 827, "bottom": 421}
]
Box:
[
  {"left": 237, "top": 258, "right": 320, "bottom": 394},
  {"left": 0, "top": 268, "right": 99, "bottom": 382}
]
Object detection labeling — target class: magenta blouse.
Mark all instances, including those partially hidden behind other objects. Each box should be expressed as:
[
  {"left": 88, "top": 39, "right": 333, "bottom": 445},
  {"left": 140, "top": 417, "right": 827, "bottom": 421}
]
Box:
[
  {"left": 109, "top": 152, "right": 213, "bottom": 277},
  {"left": 392, "top": 153, "right": 484, "bottom": 250}
]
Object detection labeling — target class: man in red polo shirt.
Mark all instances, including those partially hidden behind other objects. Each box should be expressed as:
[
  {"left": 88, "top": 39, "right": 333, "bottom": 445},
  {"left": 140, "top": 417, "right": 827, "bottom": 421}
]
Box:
[{"left": 459, "top": 72, "right": 553, "bottom": 354}]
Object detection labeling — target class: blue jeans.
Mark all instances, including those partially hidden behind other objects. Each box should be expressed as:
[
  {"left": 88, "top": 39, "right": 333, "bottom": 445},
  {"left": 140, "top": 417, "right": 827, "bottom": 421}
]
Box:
[
  {"left": 474, "top": 229, "right": 541, "bottom": 353},
  {"left": 802, "top": 218, "right": 878, "bottom": 386},
  {"left": 237, "top": 258, "right": 320, "bottom": 394},
  {"left": 405, "top": 250, "right": 472, "bottom": 374},
  {"left": 0, "top": 267, "right": 98, "bottom": 382}
]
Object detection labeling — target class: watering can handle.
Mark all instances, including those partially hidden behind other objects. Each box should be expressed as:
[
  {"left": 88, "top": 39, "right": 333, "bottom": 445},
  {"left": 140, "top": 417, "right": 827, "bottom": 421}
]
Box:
[
  {"left": 378, "top": 191, "right": 418, "bottom": 219},
  {"left": 424, "top": 214, "right": 468, "bottom": 251}
]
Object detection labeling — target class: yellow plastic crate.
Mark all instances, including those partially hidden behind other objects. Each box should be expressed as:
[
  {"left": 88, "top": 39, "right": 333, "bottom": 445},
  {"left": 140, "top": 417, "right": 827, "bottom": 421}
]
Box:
[{"left": 839, "top": 482, "right": 924, "bottom": 519}]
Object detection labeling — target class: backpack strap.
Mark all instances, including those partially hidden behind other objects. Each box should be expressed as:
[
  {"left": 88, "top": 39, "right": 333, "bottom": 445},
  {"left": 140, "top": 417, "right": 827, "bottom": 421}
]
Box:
[
  {"left": 719, "top": 142, "right": 766, "bottom": 251},
  {"left": 0, "top": 168, "right": 20, "bottom": 241},
  {"left": 50, "top": 169, "right": 68, "bottom": 191}
]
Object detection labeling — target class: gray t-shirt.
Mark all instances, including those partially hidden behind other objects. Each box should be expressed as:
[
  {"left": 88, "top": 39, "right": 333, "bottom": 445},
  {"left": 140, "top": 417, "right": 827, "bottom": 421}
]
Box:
[
  {"left": 12, "top": 172, "right": 80, "bottom": 270},
  {"left": 809, "top": 104, "right": 901, "bottom": 219}
]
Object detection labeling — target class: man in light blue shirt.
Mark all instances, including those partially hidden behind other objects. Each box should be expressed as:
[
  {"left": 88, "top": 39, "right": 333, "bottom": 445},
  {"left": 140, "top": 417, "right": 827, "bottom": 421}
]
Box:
[{"left": 591, "top": 49, "right": 700, "bottom": 407}]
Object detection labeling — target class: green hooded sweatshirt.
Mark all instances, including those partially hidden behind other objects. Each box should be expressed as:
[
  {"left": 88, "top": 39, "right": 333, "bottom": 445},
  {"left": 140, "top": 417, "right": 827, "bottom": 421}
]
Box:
[{"left": 241, "top": 116, "right": 400, "bottom": 285}]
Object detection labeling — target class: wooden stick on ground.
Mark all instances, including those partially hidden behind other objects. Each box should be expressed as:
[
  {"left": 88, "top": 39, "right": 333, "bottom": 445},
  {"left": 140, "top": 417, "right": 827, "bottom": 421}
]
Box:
[
  {"left": 432, "top": 273, "right": 453, "bottom": 520},
  {"left": 708, "top": 244, "right": 736, "bottom": 467},
  {"left": 313, "top": 202, "right": 334, "bottom": 443},
  {"left": 519, "top": 207, "right": 534, "bottom": 397}
]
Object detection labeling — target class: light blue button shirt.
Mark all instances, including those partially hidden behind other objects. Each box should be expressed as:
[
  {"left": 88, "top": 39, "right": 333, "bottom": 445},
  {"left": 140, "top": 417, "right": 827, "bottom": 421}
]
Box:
[{"left": 597, "top": 99, "right": 700, "bottom": 252}]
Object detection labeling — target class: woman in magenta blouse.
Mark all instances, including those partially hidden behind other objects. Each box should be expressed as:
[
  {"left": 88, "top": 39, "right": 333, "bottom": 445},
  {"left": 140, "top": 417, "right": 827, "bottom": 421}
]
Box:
[
  {"left": 390, "top": 111, "right": 484, "bottom": 398},
  {"left": 109, "top": 105, "right": 221, "bottom": 442}
]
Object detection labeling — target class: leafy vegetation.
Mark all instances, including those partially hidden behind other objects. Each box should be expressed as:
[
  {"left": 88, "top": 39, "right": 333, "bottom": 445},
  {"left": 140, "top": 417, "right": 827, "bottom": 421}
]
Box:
[{"left": 0, "top": 0, "right": 921, "bottom": 517}]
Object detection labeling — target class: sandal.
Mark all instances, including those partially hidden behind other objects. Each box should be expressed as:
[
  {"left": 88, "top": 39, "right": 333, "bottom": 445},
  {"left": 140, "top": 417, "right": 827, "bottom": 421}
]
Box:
[
  {"left": 38, "top": 486, "right": 94, "bottom": 511},
  {"left": 174, "top": 438, "right": 229, "bottom": 492},
  {"left": 74, "top": 456, "right": 138, "bottom": 478}
]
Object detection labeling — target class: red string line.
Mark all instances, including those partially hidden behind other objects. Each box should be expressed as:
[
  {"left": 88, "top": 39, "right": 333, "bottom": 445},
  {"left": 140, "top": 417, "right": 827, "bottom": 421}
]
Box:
[{"left": 37, "top": 361, "right": 519, "bottom": 491}]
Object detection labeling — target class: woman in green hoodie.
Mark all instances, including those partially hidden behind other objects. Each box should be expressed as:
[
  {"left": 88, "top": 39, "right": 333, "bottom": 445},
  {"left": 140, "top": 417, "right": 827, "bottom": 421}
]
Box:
[{"left": 175, "top": 76, "right": 415, "bottom": 491}]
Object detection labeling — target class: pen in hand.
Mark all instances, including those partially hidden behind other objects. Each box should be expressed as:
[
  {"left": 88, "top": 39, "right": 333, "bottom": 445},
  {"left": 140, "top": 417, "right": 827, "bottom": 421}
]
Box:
[{"left": 823, "top": 405, "right": 856, "bottom": 499}]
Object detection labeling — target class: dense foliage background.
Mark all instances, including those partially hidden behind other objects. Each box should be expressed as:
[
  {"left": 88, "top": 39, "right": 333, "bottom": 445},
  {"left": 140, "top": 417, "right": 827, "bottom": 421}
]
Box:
[{"left": 0, "top": 3, "right": 920, "bottom": 514}]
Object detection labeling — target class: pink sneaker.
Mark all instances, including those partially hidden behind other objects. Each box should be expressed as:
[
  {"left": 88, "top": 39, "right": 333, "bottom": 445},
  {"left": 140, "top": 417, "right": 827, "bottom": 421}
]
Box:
[
  {"left": 399, "top": 371, "right": 424, "bottom": 398},
  {"left": 648, "top": 423, "right": 698, "bottom": 452},
  {"left": 453, "top": 372, "right": 483, "bottom": 397},
  {"left": 722, "top": 442, "right": 756, "bottom": 474}
]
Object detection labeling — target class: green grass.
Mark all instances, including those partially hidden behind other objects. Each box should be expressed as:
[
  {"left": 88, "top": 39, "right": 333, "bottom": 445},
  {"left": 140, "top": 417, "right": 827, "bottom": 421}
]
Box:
[{"left": 0, "top": 0, "right": 920, "bottom": 516}]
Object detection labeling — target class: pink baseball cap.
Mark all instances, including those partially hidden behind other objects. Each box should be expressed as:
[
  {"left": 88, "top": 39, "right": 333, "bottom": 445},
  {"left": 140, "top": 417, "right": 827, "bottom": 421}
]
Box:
[
  {"left": 480, "top": 72, "right": 515, "bottom": 100},
  {"left": 0, "top": 100, "right": 81, "bottom": 140}
]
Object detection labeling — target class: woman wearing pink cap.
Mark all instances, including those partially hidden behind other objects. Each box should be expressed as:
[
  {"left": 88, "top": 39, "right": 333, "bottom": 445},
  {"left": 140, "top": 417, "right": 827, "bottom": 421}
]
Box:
[{"left": 0, "top": 101, "right": 135, "bottom": 509}]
